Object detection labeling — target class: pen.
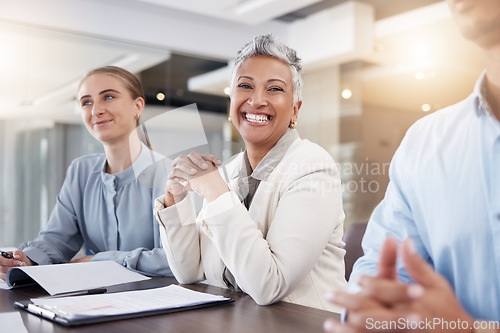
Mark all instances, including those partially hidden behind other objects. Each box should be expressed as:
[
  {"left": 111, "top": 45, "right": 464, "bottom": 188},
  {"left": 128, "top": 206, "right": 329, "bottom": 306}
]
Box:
[
  {"left": 44, "top": 288, "right": 108, "bottom": 298},
  {"left": 1, "top": 251, "right": 14, "bottom": 259}
]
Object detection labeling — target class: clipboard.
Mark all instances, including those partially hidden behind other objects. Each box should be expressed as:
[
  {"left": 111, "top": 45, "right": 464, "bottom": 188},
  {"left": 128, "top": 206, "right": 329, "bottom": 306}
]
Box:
[{"left": 14, "top": 285, "right": 234, "bottom": 326}]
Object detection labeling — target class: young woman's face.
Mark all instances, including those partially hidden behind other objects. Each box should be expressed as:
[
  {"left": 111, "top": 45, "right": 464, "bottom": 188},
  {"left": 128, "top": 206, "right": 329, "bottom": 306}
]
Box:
[
  {"left": 229, "top": 55, "right": 301, "bottom": 150},
  {"left": 78, "top": 74, "right": 144, "bottom": 146}
]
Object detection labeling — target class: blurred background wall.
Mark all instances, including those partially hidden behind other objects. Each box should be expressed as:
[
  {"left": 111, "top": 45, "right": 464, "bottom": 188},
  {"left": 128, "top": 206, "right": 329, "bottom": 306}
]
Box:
[{"left": 0, "top": 0, "right": 483, "bottom": 246}]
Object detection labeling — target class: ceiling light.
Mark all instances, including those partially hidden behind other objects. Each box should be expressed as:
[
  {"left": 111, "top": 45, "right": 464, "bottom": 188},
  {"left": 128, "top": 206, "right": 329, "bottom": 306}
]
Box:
[
  {"left": 421, "top": 104, "right": 431, "bottom": 112},
  {"left": 342, "top": 89, "right": 352, "bottom": 99},
  {"left": 156, "top": 92, "right": 165, "bottom": 101}
]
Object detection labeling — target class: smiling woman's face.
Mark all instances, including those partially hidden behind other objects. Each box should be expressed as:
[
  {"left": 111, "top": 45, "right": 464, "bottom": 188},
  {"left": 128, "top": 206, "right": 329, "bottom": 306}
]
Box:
[
  {"left": 229, "top": 55, "right": 301, "bottom": 151},
  {"left": 78, "top": 73, "right": 143, "bottom": 146}
]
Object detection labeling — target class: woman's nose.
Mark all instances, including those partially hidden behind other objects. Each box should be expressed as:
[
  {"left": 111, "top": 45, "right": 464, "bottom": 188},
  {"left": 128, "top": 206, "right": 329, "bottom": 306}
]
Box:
[
  {"left": 247, "top": 89, "right": 268, "bottom": 108},
  {"left": 91, "top": 102, "right": 105, "bottom": 116}
]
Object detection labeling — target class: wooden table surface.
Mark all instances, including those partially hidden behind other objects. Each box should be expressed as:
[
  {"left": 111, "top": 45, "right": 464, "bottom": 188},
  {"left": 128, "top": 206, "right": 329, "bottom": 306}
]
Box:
[{"left": 1, "top": 277, "right": 338, "bottom": 333}]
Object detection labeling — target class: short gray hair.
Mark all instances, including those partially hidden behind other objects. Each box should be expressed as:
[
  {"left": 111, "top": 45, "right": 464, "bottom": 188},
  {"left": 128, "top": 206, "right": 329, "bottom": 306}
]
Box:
[{"left": 230, "top": 34, "right": 303, "bottom": 104}]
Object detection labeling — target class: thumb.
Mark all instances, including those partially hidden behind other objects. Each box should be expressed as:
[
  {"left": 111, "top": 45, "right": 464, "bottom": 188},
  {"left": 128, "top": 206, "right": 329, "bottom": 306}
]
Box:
[
  {"left": 377, "top": 237, "right": 398, "bottom": 280},
  {"left": 401, "top": 239, "right": 440, "bottom": 288}
]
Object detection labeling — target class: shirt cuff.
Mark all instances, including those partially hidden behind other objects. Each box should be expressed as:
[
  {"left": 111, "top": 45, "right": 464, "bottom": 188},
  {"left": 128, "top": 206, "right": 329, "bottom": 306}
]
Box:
[
  {"left": 201, "top": 191, "right": 240, "bottom": 221},
  {"left": 154, "top": 193, "right": 196, "bottom": 227},
  {"left": 92, "top": 251, "right": 127, "bottom": 266},
  {"left": 22, "top": 247, "right": 51, "bottom": 265}
]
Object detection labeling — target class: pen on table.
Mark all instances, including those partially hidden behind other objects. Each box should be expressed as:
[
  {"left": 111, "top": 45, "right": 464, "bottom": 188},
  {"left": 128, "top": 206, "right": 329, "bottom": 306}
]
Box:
[
  {"left": 1, "top": 251, "right": 14, "bottom": 259},
  {"left": 42, "top": 288, "right": 108, "bottom": 298}
]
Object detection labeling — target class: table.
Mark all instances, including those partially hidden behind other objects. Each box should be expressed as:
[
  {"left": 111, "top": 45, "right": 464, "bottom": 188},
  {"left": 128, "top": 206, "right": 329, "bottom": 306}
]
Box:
[{"left": 1, "top": 277, "right": 339, "bottom": 332}]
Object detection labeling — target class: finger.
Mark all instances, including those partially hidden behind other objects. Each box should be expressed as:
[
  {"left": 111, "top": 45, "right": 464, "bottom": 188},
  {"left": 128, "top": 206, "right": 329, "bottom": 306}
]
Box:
[
  {"left": 0, "top": 272, "right": 5, "bottom": 281},
  {"left": 401, "top": 239, "right": 440, "bottom": 289},
  {"left": 12, "top": 250, "right": 25, "bottom": 259},
  {"left": 202, "top": 153, "right": 222, "bottom": 166},
  {"left": 171, "top": 154, "right": 187, "bottom": 168},
  {"left": 172, "top": 177, "right": 190, "bottom": 188},
  {"left": 324, "top": 318, "right": 365, "bottom": 333},
  {"left": 187, "top": 151, "right": 209, "bottom": 170},
  {"left": 174, "top": 161, "right": 198, "bottom": 175},
  {"left": 325, "top": 290, "right": 379, "bottom": 312},
  {"left": 12, "top": 250, "right": 27, "bottom": 266},
  {"left": 169, "top": 168, "right": 194, "bottom": 182},
  {"left": 349, "top": 307, "right": 421, "bottom": 332},
  {"left": 166, "top": 178, "right": 190, "bottom": 195},
  {"left": 0, "top": 256, "right": 22, "bottom": 268},
  {"left": 358, "top": 276, "right": 423, "bottom": 304},
  {"left": 377, "top": 237, "right": 398, "bottom": 280}
]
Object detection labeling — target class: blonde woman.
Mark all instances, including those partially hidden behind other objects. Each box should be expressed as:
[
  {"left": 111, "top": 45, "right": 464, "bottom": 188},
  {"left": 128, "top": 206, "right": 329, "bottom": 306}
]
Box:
[{"left": 0, "top": 66, "right": 171, "bottom": 279}]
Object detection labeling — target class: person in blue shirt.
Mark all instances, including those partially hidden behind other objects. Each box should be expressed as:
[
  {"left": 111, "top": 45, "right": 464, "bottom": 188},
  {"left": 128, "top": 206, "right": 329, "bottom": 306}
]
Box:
[
  {"left": 0, "top": 66, "right": 172, "bottom": 279},
  {"left": 324, "top": 0, "right": 500, "bottom": 332}
]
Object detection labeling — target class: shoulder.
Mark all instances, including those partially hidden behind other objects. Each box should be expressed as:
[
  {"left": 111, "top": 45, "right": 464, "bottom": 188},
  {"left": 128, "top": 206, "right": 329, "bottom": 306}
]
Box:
[
  {"left": 66, "top": 153, "right": 105, "bottom": 177},
  {"left": 284, "top": 138, "right": 335, "bottom": 166},
  {"left": 403, "top": 94, "right": 475, "bottom": 147},
  {"left": 277, "top": 138, "right": 338, "bottom": 179},
  {"left": 390, "top": 94, "right": 477, "bottom": 178}
]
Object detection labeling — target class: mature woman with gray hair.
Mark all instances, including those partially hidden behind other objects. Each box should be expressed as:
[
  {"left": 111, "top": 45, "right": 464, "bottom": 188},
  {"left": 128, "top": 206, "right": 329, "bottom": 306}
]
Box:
[{"left": 154, "top": 34, "right": 346, "bottom": 312}]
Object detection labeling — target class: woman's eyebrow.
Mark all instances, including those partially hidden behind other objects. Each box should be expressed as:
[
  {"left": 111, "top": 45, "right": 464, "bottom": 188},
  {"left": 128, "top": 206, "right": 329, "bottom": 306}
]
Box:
[
  {"left": 79, "top": 89, "right": 121, "bottom": 101},
  {"left": 99, "top": 89, "right": 121, "bottom": 95},
  {"left": 238, "top": 76, "right": 287, "bottom": 86},
  {"left": 267, "top": 79, "right": 287, "bottom": 86}
]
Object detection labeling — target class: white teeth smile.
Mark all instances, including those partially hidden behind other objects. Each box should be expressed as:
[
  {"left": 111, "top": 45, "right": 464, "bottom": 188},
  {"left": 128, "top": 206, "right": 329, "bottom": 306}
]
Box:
[{"left": 244, "top": 113, "right": 270, "bottom": 123}]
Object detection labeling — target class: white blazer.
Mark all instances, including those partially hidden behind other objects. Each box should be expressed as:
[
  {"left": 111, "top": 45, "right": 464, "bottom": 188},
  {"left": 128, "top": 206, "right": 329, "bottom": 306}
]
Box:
[{"left": 155, "top": 137, "right": 346, "bottom": 312}]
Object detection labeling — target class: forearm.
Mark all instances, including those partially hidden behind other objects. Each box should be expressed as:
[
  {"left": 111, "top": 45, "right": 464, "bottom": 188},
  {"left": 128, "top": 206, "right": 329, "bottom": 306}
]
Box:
[
  {"left": 20, "top": 232, "right": 83, "bottom": 265},
  {"left": 92, "top": 248, "right": 172, "bottom": 276},
  {"left": 155, "top": 194, "right": 204, "bottom": 283}
]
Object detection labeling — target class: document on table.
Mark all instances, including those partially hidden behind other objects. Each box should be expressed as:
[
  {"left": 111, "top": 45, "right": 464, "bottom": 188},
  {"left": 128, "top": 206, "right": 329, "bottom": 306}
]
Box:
[
  {"left": 5, "top": 261, "right": 150, "bottom": 295},
  {"left": 0, "top": 279, "right": 10, "bottom": 290},
  {"left": 0, "top": 312, "right": 28, "bottom": 333},
  {"left": 17, "top": 285, "right": 233, "bottom": 326}
]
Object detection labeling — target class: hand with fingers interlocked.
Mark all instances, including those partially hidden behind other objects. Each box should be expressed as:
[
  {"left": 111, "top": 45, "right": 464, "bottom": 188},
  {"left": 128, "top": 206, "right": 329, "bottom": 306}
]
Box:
[
  {"left": 163, "top": 151, "right": 228, "bottom": 207},
  {"left": 323, "top": 238, "right": 475, "bottom": 333}
]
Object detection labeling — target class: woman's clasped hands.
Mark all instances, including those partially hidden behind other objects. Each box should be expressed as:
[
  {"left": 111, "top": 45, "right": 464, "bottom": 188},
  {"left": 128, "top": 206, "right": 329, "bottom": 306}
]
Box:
[{"left": 164, "top": 152, "right": 228, "bottom": 207}]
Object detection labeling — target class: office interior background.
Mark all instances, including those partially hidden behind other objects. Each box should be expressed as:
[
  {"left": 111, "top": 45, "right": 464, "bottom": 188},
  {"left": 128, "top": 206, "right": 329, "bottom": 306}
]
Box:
[{"left": 0, "top": 0, "right": 484, "bottom": 247}]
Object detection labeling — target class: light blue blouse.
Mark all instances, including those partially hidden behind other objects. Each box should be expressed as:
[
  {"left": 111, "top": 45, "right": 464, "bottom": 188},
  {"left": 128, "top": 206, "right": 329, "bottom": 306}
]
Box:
[{"left": 20, "top": 143, "right": 172, "bottom": 276}]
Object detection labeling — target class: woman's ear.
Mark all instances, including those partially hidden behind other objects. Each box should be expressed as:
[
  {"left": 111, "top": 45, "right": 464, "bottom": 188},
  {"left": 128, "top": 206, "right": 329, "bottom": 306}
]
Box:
[
  {"left": 292, "top": 100, "right": 302, "bottom": 120},
  {"left": 134, "top": 97, "right": 145, "bottom": 119}
]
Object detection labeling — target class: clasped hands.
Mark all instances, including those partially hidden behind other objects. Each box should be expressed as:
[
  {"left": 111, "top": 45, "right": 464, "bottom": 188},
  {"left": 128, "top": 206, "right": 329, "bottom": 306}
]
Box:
[
  {"left": 324, "top": 238, "right": 475, "bottom": 333},
  {"left": 164, "top": 151, "right": 228, "bottom": 207}
]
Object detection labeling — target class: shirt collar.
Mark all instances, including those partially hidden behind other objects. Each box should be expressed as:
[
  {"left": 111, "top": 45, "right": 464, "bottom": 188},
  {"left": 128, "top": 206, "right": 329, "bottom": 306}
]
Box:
[
  {"left": 473, "top": 70, "right": 494, "bottom": 117},
  {"left": 101, "top": 142, "right": 152, "bottom": 188},
  {"left": 240, "top": 128, "right": 299, "bottom": 182}
]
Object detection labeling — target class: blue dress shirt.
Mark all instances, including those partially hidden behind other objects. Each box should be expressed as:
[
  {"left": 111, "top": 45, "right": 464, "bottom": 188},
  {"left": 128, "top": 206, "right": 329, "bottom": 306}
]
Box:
[
  {"left": 349, "top": 72, "right": 500, "bottom": 320},
  {"left": 20, "top": 143, "right": 173, "bottom": 276}
]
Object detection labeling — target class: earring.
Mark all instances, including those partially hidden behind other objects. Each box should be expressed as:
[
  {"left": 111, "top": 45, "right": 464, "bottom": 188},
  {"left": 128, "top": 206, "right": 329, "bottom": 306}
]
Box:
[
  {"left": 289, "top": 120, "right": 297, "bottom": 129},
  {"left": 228, "top": 116, "right": 232, "bottom": 122}
]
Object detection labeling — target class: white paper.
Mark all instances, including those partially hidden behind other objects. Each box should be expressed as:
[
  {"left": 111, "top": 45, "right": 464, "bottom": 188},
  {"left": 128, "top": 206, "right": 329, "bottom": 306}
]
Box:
[
  {"left": 31, "top": 285, "right": 229, "bottom": 320},
  {"left": 6, "top": 261, "right": 150, "bottom": 295},
  {"left": 0, "top": 279, "right": 10, "bottom": 290},
  {"left": 0, "top": 312, "right": 28, "bottom": 333}
]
